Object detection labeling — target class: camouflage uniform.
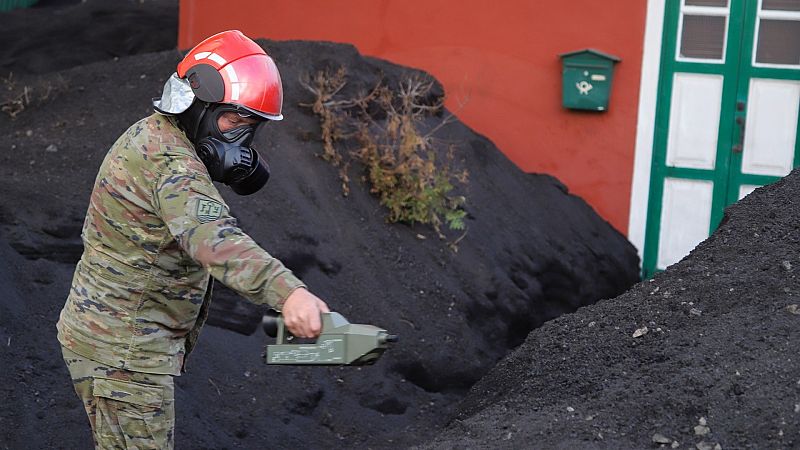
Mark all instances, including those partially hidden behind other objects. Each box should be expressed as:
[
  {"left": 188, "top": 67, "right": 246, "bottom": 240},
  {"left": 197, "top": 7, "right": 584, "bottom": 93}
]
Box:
[
  {"left": 57, "top": 113, "right": 305, "bottom": 448},
  {"left": 62, "top": 346, "right": 175, "bottom": 449}
]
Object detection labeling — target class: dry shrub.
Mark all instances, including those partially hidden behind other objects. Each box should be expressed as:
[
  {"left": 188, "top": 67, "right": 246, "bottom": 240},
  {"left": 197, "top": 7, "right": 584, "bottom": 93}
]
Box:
[
  {"left": 301, "top": 68, "right": 467, "bottom": 238},
  {"left": 1, "top": 73, "right": 68, "bottom": 119},
  {"left": 1, "top": 73, "right": 30, "bottom": 118},
  {"left": 299, "top": 67, "right": 348, "bottom": 166}
]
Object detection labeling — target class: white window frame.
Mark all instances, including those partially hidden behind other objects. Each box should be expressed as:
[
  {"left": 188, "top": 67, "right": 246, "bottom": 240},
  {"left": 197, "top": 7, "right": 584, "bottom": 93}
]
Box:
[
  {"left": 675, "top": 0, "right": 731, "bottom": 64},
  {"left": 752, "top": 0, "right": 800, "bottom": 68}
]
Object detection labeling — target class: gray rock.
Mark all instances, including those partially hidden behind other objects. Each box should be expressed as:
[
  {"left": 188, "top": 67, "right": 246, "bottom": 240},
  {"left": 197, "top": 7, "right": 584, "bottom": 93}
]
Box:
[
  {"left": 694, "top": 416, "right": 711, "bottom": 436},
  {"left": 652, "top": 433, "right": 672, "bottom": 444}
]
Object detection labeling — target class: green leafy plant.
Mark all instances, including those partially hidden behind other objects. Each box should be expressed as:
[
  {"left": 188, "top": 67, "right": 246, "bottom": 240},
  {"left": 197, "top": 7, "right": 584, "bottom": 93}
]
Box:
[{"left": 300, "top": 68, "right": 468, "bottom": 239}]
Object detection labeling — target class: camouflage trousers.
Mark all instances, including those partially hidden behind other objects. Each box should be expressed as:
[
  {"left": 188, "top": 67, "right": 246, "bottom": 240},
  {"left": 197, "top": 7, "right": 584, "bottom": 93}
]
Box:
[{"left": 61, "top": 346, "right": 175, "bottom": 449}]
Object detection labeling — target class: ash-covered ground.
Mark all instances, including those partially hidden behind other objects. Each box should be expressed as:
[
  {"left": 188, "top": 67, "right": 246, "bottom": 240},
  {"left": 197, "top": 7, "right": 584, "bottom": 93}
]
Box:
[
  {"left": 424, "top": 170, "right": 800, "bottom": 449},
  {"left": 0, "top": 1, "right": 639, "bottom": 449},
  {"left": 0, "top": 0, "right": 177, "bottom": 78},
  {"left": 8, "top": 2, "right": 797, "bottom": 450}
]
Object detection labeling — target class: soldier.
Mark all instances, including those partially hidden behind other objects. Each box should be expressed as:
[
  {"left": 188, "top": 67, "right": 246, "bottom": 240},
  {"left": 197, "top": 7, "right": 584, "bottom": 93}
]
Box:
[{"left": 56, "top": 30, "right": 328, "bottom": 449}]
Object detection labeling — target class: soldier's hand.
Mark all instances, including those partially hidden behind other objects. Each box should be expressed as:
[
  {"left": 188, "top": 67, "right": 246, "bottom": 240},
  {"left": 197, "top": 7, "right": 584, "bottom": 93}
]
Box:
[{"left": 281, "top": 288, "right": 330, "bottom": 338}]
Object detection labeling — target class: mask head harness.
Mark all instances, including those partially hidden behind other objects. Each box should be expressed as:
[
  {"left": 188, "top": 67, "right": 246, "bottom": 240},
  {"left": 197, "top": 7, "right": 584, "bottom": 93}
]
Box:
[{"left": 178, "top": 101, "right": 271, "bottom": 196}]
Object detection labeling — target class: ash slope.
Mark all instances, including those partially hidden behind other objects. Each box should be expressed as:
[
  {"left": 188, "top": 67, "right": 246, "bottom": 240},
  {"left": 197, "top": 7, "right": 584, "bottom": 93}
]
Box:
[
  {"left": 425, "top": 169, "right": 800, "bottom": 449},
  {"left": 0, "top": 0, "right": 177, "bottom": 77},
  {"left": 0, "top": 40, "right": 638, "bottom": 449}
]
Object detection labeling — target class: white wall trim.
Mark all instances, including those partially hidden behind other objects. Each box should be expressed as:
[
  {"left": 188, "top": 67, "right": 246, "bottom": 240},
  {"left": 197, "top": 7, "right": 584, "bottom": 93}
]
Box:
[{"left": 628, "top": 0, "right": 667, "bottom": 264}]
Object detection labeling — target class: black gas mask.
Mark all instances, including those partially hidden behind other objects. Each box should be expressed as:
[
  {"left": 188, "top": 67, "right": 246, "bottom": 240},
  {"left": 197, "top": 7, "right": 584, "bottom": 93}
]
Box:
[{"left": 177, "top": 102, "right": 271, "bottom": 195}]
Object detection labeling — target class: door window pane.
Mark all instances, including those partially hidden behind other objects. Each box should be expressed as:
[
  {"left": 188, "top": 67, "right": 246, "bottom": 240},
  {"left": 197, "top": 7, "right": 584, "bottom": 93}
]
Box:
[
  {"left": 686, "top": 0, "right": 728, "bottom": 6},
  {"left": 680, "top": 15, "right": 726, "bottom": 60},
  {"left": 763, "top": 0, "right": 800, "bottom": 11},
  {"left": 755, "top": 19, "right": 800, "bottom": 64}
]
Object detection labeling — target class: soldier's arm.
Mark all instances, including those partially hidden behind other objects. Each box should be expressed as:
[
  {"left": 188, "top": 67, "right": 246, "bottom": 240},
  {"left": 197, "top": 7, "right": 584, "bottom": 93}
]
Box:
[{"left": 153, "top": 155, "right": 305, "bottom": 310}]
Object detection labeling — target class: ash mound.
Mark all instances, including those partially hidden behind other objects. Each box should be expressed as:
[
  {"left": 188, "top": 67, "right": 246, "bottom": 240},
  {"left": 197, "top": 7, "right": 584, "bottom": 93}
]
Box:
[
  {"left": 425, "top": 170, "right": 800, "bottom": 449},
  {"left": 0, "top": 10, "right": 637, "bottom": 450},
  {"left": 0, "top": 0, "right": 177, "bottom": 77}
]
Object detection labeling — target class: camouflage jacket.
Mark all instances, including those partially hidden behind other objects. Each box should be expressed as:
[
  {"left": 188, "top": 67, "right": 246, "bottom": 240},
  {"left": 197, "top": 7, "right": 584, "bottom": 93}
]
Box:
[{"left": 57, "top": 113, "right": 305, "bottom": 375}]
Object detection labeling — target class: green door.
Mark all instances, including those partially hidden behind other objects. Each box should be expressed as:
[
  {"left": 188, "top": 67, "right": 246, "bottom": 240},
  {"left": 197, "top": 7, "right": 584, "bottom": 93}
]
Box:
[{"left": 643, "top": 0, "right": 800, "bottom": 278}]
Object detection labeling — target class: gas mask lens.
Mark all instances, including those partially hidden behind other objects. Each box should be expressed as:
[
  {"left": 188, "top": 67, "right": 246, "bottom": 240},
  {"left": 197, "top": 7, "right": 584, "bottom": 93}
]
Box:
[{"left": 221, "top": 125, "right": 255, "bottom": 143}]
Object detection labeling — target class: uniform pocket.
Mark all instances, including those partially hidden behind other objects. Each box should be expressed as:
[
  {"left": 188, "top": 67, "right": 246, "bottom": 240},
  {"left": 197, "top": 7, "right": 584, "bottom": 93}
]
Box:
[
  {"left": 93, "top": 378, "right": 164, "bottom": 409},
  {"left": 93, "top": 378, "right": 170, "bottom": 449}
]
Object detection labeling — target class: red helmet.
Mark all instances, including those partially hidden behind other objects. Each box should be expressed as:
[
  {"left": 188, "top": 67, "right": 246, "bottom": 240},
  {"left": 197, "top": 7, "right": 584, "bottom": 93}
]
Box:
[{"left": 155, "top": 30, "right": 283, "bottom": 120}]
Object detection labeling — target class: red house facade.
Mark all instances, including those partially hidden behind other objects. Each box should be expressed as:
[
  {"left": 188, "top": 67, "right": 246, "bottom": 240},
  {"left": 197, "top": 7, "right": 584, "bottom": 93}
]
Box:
[{"left": 179, "top": 0, "right": 800, "bottom": 276}]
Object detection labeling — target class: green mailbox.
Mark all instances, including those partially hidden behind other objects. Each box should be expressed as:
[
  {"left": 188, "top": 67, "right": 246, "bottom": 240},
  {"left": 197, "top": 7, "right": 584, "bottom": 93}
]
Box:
[{"left": 559, "top": 49, "right": 621, "bottom": 112}]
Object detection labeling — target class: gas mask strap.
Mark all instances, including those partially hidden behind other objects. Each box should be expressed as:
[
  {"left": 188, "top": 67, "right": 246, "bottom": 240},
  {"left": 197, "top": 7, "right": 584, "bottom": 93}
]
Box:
[{"left": 191, "top": 102, "right": 211, "bottom": 143}]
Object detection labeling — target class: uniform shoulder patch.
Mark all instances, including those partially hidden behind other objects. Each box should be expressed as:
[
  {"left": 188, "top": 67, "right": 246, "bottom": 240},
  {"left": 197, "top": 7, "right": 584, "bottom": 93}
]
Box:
[{"left": 196, "top": 199, "right": 223, "bottom": 223}]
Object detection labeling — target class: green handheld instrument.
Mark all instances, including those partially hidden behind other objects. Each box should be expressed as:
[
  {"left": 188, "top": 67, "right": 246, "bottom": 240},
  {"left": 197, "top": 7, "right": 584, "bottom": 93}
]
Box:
[{"left": 262, "top": 310, "right": 397, "bottom": 365}]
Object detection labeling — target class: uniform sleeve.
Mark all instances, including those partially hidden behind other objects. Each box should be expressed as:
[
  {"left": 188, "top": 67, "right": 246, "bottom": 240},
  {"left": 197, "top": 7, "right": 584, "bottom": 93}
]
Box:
[{"left": 153, "top": 155, "right": 305, "bottom": 309}]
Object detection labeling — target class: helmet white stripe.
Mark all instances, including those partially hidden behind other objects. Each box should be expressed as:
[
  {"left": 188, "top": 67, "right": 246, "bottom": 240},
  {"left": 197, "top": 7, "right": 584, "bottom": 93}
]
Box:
[
  {"left": 225, "top": 64, "right": 240, "bottom": 101},
  {"left": 194, "top": 51, "right": 227, "bottom": 66}
]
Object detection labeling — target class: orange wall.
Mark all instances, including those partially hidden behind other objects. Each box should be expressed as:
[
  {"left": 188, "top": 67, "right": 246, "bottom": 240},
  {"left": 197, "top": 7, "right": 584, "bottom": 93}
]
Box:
[{"left": 179, "top": 0, "right": 647, "bottom": 233}]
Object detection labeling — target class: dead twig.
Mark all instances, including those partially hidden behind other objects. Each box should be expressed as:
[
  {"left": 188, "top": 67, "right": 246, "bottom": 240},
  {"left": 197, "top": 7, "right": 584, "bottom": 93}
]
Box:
[
  {"left": 208, "top": 377, "right": 222, "bottom": 396},
  {"left": 448, "top": 228, "right": 469, "bottom": 253},
  {"left": 399, "top": 318, "right": 417, "bottom": 330},
  {"left": 1, "top": 86, "right": 30, "bottom": 118}
]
